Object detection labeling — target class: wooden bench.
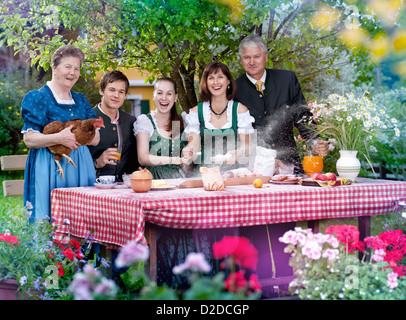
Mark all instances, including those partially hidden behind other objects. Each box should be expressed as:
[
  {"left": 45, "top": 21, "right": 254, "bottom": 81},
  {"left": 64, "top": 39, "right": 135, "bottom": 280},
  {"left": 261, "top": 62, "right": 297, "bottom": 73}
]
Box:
[
  {"left": 362, "top": 162, "right": 406, "bottom": 181},
  {"left": 1, "top": 155, "right": 27, "bottom": 197}
]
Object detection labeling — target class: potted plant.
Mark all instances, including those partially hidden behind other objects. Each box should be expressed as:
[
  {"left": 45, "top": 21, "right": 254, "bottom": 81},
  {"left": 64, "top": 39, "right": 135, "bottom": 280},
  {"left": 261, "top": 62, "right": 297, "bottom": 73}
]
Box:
[
  {"left": 67, "top": 236, "right": 262, "bottom": 300},
  {"left": 307, "top": 93, "right": 400, "bottom": 180},
  {"left": 280, "top": 221, "right": 406, "bottom": 300},
  {"left": 0, "top": 202, "right": 54, "bottom": 299},
  {"left": 0, "top": 202, "right": 96, "bottom": 300}
]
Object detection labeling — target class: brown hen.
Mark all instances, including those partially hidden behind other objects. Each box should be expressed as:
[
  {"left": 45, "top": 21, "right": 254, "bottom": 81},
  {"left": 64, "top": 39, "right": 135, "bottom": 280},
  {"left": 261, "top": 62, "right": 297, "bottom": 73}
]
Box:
[{"left": 43, "top": 117, "right": 104, "bottom": 179}]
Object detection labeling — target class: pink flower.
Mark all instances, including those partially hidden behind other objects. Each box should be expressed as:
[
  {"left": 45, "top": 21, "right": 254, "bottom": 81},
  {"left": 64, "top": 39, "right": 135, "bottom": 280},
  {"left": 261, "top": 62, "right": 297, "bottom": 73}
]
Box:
[
  {"left": 172, "top": 252, "right": 211, "bottom": 274},
  {"left": 279, "top": 230, "right": 306, "bottom": 246},
  {"left": 387, "top": 272, "right": 398, "bottom": 290},
  {"left": 322, "top": 248, "right": 340, "bottom": 261},
  {"left": 372, "top": 248, "right": 386, "bottom": 262},
  {"left": 302, "top": 242, "right": 322, "bottom": 260},
  {"left": 115, "top": 240, "right": 149, "bottom": 268}
]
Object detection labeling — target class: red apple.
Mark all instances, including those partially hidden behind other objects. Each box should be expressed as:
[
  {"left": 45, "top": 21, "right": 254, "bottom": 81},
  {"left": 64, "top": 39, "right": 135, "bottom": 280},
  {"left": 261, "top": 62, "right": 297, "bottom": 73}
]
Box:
[
  {"left": 316, "top": 173, "right": 327, "bottom": 181},
  {"left": 310, "top": 172, "right": 320, "bottom": 180},
  {"left": 325, "top": 172, "right": 337, "bottom": 181}
]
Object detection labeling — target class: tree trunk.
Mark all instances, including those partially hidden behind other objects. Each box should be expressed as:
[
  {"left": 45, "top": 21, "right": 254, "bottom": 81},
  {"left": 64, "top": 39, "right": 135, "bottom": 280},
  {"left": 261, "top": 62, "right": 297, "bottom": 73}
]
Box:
[{"left": 170, "top": 66, "right": 198, "bottom": 112}]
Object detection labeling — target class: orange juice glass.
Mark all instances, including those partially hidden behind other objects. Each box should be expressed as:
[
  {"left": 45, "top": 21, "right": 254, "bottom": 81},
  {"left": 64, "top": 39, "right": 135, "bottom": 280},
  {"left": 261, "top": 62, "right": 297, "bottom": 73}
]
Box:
[
  {"left": 112, "top": 146, "right": 122, "bottom": 162},
  {"left": 303, "top": 156, "right": 323, "bottom": 176}
]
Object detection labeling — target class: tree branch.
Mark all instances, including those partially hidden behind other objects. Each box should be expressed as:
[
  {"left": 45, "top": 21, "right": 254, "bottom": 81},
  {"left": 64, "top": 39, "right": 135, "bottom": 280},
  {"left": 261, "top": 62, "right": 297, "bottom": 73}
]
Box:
[{"left": 267, "top": 8, "right": 275, "bottom": 39}]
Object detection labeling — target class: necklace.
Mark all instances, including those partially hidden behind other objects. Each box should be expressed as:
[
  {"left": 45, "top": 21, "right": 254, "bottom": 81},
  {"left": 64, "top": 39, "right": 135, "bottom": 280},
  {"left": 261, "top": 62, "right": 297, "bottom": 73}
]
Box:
[{"left": 209, "top": 103, "right": 228, "bottom": 119}]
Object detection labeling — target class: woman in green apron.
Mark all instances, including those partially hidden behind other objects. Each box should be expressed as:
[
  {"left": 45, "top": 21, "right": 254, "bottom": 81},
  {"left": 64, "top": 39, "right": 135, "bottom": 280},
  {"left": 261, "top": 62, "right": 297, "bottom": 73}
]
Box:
[
  {"left": 134, "top": 77, "right": 196, "bottom": 290},
  {"left": 134, "top": 77, "right": 189, "bottom": 179},
  {"left": 183, "top": 61, "right": 255, "bottom": 170}
]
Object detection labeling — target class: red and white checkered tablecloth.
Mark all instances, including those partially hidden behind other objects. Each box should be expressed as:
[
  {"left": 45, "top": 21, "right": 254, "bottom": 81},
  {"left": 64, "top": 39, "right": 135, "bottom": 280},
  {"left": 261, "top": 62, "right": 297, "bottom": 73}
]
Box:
[{"left": 51, "top": 178, "right": 406, "bottom": 248}]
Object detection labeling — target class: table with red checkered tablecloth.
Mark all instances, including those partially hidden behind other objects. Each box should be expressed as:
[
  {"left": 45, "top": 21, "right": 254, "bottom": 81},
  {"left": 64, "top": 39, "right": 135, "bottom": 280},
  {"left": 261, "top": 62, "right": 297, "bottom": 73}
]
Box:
[
  {"left": 51, "top": 177, "right": 406, "bottom": 291},
  {"left": 51, "top": 177, "right": 406, "bottom": 247}
]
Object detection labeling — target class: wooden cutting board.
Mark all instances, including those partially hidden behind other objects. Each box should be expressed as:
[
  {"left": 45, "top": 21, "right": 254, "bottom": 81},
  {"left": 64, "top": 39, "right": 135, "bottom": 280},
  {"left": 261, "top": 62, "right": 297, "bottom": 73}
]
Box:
[{"left": 178, "top": 175, "right": 271, "bottom": 189}]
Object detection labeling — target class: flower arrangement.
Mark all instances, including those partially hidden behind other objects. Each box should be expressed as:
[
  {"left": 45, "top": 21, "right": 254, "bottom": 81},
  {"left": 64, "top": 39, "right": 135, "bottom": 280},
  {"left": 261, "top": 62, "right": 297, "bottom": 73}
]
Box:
[
  {"left": 0, "top": 202, "right": 54, "bottom": 298},
  {"left": 67, "top": 236, "right": 262, "bottom": 300},
  {"left": 280, "top": 224, "right": 406, "bottom": 300},
  {"left": 0, "top": 201, "right": 106, "bottom": 300},
  {"left": 308, "top": 93, "right": 400, "bottom": 156},
  {"left": 33, "top": 232, "right": 101, "bottom": 300}
]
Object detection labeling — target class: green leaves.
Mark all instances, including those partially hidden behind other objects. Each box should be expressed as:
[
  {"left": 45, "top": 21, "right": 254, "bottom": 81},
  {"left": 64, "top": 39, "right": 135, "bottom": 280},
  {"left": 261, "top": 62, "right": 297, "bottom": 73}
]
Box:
[{"left": 0, "top": 0, "right": 359, "bottom": 110}]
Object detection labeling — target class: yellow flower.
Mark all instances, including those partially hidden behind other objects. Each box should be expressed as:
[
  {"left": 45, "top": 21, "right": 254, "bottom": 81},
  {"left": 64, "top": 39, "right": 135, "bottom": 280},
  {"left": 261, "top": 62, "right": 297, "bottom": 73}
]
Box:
[
  {"left": 8, "top": 106, "right": 12, "bottom": 109},
  {"left": 339, "top": 27, "right": 368, "bottom": 49},
  {"left": 393, "top": 29, "right": 406, "bottom": 52},
  {"left": 312, "top": 5, "right": 340, "bottom": 30},
  {"left": 367, "top": 0, "right": 404, "bottom": 27},
  {"left": 210, "top": 0, "right": 244, "bottom": 22},
  {"left": 369, "top": 34, "right": 390, "bottom": 62}
]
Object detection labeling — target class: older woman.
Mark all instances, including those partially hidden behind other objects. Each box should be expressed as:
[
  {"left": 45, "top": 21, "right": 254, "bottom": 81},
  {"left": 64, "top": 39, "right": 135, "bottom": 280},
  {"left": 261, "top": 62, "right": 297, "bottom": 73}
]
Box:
[{"left": 22, "top": 45, "right": 99, "bottom": 221}]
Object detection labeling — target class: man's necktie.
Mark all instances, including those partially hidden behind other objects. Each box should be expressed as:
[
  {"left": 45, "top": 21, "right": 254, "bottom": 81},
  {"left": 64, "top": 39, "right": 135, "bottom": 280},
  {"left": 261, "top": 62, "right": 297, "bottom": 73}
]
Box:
[{"left": 256, "top": 81, "right": 264, "bottom": 95}]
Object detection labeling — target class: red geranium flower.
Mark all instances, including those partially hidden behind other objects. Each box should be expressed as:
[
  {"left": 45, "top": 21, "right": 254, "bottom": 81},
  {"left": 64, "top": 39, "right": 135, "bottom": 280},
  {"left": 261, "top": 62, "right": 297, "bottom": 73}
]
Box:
[
  {"left": 248, "top": 274, "right": 262, "bottom": 292},
  {"left": 213, "top": 236, "right": 258, "bottom": 270},
  {"left": 0, "top": 233, "right": 20, "bottom": 248},
  {"left": 365, "top": 229, "right": 406, "bottom": 276},
  {"left": 326, "top": 224, "right": 365, "bottom": 253},
  {"left": 61, "top": 248, "right": 76, "bottom": 261},
  {"left": 224, "top": 270, "right": 247, "bottom": 293},
  {"left": 69, "top": 239, "right": 81, "bottom": 251},
  {"left": 57, "top": 262, "right": 65, "bottom": 277}
]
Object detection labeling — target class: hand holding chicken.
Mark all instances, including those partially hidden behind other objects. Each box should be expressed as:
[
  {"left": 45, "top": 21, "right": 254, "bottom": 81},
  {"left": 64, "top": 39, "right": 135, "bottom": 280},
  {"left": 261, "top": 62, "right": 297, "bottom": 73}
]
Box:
[{"left": 43, "top": 117, "right": 104, "bottom": 179}]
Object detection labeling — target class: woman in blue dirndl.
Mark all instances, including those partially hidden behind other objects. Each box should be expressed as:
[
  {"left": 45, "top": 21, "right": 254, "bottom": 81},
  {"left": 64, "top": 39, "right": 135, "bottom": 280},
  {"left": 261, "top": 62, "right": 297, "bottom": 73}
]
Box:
[{"left": 21, "top": 45, "right": 98, "bottom": 222}]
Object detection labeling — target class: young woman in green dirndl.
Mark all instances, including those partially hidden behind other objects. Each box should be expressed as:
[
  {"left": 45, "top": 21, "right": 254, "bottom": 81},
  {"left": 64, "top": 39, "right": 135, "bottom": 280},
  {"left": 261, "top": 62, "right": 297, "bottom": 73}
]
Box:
[
  {"left": 134, "top": 77, "right": 190, "bottom": 179},
  {"left": 183, "top": 61, "right": 255, "bottom": 171}
]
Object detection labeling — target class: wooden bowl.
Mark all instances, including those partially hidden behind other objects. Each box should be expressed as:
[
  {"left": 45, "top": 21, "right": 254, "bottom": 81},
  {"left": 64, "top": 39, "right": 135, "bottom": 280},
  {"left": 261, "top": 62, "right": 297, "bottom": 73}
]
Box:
[{"left": 130, "top": 178, "right": 152, "bottom": 193}]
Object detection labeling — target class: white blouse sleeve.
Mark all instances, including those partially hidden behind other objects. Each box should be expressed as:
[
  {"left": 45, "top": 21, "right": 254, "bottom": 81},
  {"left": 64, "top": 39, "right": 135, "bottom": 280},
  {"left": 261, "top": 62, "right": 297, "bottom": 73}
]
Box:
[
  {"left": 183, "top": 110, "right": 200, "bottom": 135},
  {"left": 133, "top": 114, "right": 154, "bottom": 138},
  {"left": 237, "top": 110, "right": 255, "bottom": 134}
]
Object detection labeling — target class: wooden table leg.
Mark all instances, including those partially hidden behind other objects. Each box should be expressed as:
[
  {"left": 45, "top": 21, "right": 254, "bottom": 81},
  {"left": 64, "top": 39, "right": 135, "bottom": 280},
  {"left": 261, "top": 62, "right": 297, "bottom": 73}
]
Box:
[
  {"left": 307, "top": 220, "right": 319, "bottom": 233},
  {"left": 358, "top": 215, "right": 371, "bottom": 260},
  {"left": 144, "top": 223, "right": 157, "bottom": 282}
]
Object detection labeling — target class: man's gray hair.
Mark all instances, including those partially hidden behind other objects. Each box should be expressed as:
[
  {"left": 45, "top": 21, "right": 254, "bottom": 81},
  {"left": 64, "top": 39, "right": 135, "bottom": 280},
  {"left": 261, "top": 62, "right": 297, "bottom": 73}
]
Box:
[{"left": 239, "top": 35, "right": 268, "bottom": 57}]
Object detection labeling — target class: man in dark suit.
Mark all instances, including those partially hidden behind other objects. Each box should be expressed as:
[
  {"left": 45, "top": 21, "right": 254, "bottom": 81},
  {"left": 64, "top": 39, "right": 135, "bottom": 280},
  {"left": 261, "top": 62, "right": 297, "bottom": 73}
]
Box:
[
  {"left": 87, "top": 70, "right": 139, "bottom": 291},
  {"left": 88, "top": 70, "right": 138, "bottom": 181},
  {"left": 235, "top": 36, "right": 330, "bottom": 296},
  {"left": 235, "top": 35, "right": 328, "bottom": 173}
]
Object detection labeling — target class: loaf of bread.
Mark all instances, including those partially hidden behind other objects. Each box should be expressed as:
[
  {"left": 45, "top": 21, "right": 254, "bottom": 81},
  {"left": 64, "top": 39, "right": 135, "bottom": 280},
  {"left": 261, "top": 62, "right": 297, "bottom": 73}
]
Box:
[{"left": 200, "top": 166, "right": 225, "bottom": 191}]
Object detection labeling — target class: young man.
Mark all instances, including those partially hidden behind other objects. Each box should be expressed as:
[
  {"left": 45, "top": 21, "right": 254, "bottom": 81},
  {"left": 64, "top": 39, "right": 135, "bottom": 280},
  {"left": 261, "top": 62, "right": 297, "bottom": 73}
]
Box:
[
  {"left": 235, "top": 35, "right": 328, "bottom": 174},
  {"left": 88, "top": 70, "right": 138, "bottom": 181},
  {"left": 87, "top": 71, "right": 138, "bottom": 291}
]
